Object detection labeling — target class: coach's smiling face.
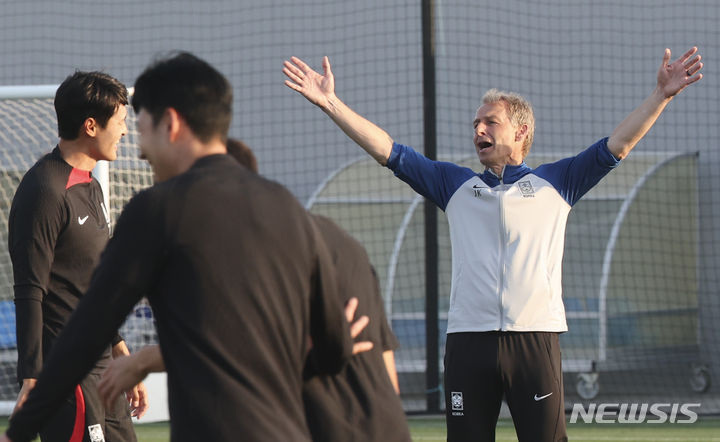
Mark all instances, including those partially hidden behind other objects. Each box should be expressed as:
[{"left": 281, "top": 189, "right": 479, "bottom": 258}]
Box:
[{"left": 473, "top": 101, "right": 527, "bottom": 176}]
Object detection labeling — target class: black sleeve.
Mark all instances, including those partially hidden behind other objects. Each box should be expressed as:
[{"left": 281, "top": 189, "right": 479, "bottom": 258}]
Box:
[
  {"left": 111, "top": 333, "right": 124, "bottom": 347},
  {"left": 13, "top": 295, "right": 43, "bottom": 383},
  {"left": 6, "top": 190, "right": 165, "bottom": 442},
  {"left": 370, "top": 266, "right": 400, "bottom": 352},
  {"left": 305, "top": 219, "right": 352, "bottom": 378},
  {"left": 8, "top": 176, "right": 65, "bottom": 381}
]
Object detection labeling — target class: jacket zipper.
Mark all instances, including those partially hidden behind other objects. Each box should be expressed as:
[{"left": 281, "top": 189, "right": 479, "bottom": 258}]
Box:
[{"left": 497, "top": 171, "right": 506, "bottom": 331}]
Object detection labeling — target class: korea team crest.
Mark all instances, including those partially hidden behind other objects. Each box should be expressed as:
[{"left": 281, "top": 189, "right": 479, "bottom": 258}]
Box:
[
  {"left": 518, "top": 180, "right": 535, "bottom": 197},
  {"left": 451, "top": 391, "right": 464, "bottom": 411},
  {"left": 88, "top": 424, "right": 105, "bottom": 442}
]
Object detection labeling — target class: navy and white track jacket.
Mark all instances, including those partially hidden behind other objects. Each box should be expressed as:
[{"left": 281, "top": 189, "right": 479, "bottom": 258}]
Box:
[{"left": 386, "top": 137, "right": 620, "bottom": 333}]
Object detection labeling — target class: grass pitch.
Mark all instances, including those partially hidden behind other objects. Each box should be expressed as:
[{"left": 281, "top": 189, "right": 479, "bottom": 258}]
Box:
[{"left": 1, "top": 415, "right": 719, "bottom": 441}]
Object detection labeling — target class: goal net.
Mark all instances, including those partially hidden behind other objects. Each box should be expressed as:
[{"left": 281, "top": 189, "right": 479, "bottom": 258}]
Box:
[{"left": 0, "top": 0, "right": 718, "bottom": 417}]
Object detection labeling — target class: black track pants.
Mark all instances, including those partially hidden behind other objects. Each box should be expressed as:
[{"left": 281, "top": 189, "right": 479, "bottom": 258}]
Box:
[{"left": 444, "top": 331, "right": 568, "bottom": 442}]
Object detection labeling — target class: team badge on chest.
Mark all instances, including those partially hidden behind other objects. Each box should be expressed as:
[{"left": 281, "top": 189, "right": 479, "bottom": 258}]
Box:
[{"left": 518, "top": 180, "right": 535, "bottom": 197}]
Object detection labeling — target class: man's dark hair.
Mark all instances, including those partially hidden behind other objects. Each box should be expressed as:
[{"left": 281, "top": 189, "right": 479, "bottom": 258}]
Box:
[
  {"left": 54, "top": 71, "right": 128, "bottom": 140},
  {"left": 226, "top": 138, "right": 258, "bottom": 173},
  {"left": 132, "top": 51, "right": 233, "bottom": 143}
]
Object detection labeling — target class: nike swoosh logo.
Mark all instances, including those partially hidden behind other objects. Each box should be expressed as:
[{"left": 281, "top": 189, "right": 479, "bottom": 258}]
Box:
[
  {"left": 534, "top": 392, "right": 553, "bottom": 401},
  {"left": 78, "top": 216, "right": 89, "bottom": 225},
  {"left": 472, "top": 184, "right": 483, "bottom": 189}
]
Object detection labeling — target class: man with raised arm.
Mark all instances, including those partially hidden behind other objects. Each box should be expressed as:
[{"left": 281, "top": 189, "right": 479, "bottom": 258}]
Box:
[{"left": 284, "top": 47, "right": 703, "bottom": 442}]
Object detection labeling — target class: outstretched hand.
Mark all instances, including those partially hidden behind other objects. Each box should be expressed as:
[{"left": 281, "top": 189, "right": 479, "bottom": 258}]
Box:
[
  {"left": 283, "top": 56, "right": 335, "bottom": 108},
  {"left": 657, "top": 47, "right": 703, "bottom": 98}
]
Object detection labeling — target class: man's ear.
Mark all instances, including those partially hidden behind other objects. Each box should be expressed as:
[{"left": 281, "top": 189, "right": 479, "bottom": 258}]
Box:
[
  {"left": 515, "top": 124, "right": 529, "bottom": 143},
  {"left": 164, "top": 108, "right": 183, "bottom": 143},
  {"left": 83, "top": 117, "right": 97, "bottom": 137}
]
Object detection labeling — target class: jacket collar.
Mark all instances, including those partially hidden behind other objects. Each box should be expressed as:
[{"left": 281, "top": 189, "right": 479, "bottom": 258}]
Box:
[{"left": 480, "top": 162, "right": 532, "bottom": 186}]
